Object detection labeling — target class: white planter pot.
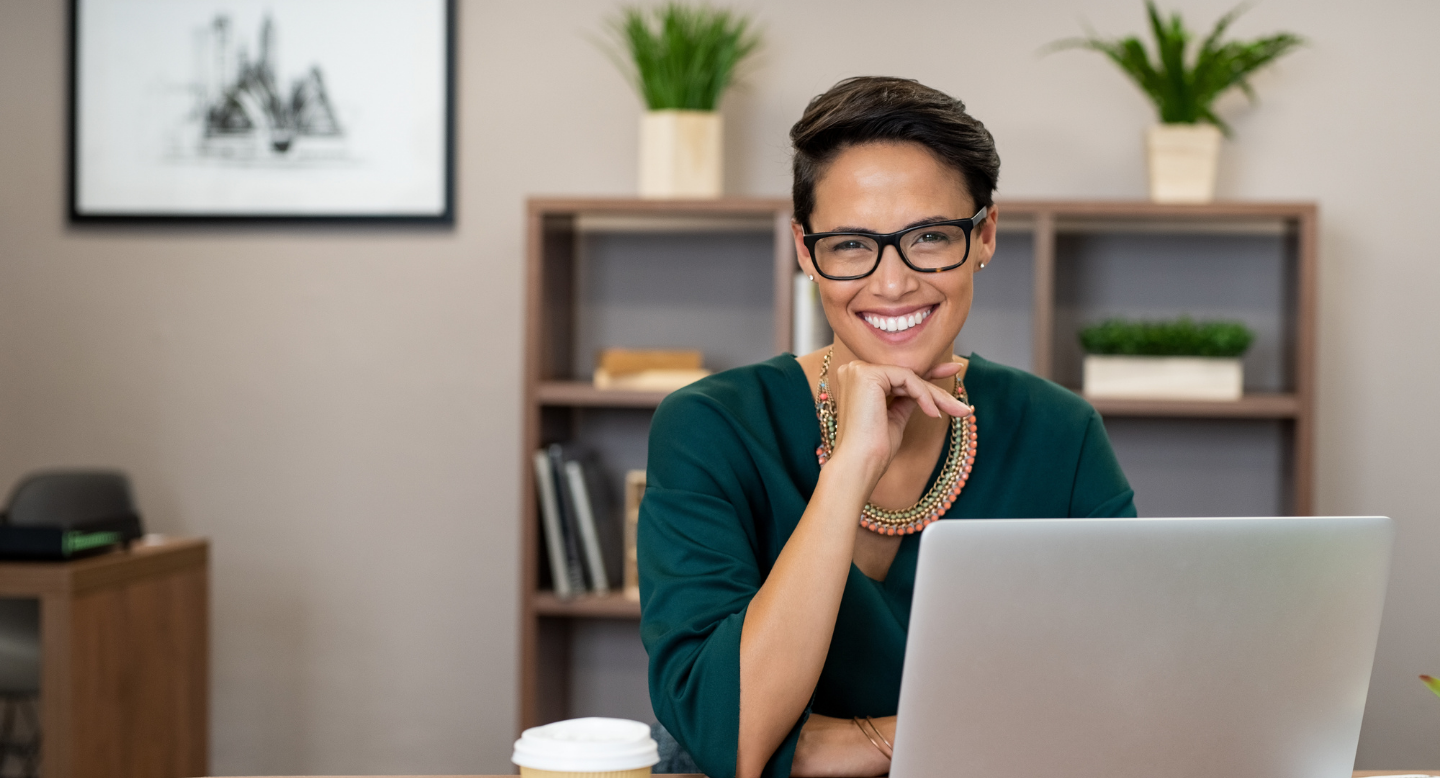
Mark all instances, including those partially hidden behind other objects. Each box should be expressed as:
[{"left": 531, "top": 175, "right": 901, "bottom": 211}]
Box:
[
  {"left": 1146, "top": 123, "right": 1222, "bottom": 204},
  {"left": 1083, "top": 355, "right": 1243, "bottom": 401},
  {"left": 638, "top": 110, "right": 723, "bottom": 199}
]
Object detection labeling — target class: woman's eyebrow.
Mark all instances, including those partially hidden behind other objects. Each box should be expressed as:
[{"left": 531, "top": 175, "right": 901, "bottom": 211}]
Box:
[{"left": 826, "top": 215, "right": 954, "bottom": 233}]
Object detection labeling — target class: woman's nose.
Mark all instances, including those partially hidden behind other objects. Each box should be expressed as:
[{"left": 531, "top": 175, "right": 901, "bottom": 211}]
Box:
[{"left": 868, "top": 244, "right": 913, "bottom": 297}]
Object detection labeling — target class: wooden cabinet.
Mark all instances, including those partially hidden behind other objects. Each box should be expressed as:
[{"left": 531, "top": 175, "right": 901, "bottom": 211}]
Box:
[
  {"left": 0, "top": 536, "right": 208, "bottom": 778},
  {"left": 518, "top": 197, "right": 1315, "bottom": 729}
]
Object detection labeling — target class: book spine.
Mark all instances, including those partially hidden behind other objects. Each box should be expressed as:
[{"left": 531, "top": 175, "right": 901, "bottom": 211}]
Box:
[
  {"left": 532, "top": 450, "right": 573, "bottom": 600},
  {"left": 565, "top": 460, "right": 610, "bottom": 595},
  {"left": 547, "top": 445, "right": 587, "bottom": 597},
  {"left": 623, "top": 469, "right": 646, "bottom": 602}
]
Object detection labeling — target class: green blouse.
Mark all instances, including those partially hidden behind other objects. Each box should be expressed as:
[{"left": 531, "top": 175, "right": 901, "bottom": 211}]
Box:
[{"left": 638, "top": 354, "right": 1136, "bottom": 778}]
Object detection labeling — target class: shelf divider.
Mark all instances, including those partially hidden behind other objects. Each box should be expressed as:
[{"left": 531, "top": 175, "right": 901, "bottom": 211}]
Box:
[
  {"left": 533, "top": 591, "right": 642, "bottom": 619},
  {"left": 1082, "top": 392, "right": 1300, "bottom": 419},
  {"left": 537, "top": 381, "right": 670, "bottom": 408}
]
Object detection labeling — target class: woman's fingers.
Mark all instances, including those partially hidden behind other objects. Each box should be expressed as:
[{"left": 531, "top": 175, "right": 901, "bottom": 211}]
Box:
[
  {"left": 925, "top": 361, "right": 964, "bottom": 380},
  {"left": 887, "top": 395, "right": 919, "bottom": 427},
  {"left": 934, "top": 384, "right": 972, "bottom": 418},
  {"left": 832, "top": 359, "right": 971, "bottom": 455},
  {"left": 893, "top": 371, "right": 943, "bottom": 418},
  {"left": 878, "top": 365, "right": 971, "bottom": 419}
]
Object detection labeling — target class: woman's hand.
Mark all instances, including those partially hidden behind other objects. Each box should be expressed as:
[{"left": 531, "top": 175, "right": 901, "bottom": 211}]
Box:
[
  {"left": 828, "top": 359, "right": 971, "bottom": 483},
  {"left": 792, "top": 714, "right": 895, "bottom": 777}
]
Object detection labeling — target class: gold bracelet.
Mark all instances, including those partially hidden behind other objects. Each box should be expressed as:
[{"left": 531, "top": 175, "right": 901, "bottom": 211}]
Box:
[
  {"left": 864, "top": 716, "right": 893, "bottom": 753},
  {"left": 853, "top": 716, "right": 892, "bottom": 759}
]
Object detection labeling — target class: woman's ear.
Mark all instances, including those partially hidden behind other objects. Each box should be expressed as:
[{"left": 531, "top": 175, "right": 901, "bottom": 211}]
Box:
[
  {"left": 974, "top": 204, "right": 999, "bottom": 270},
  {"left": 792, "top": 220, "right": 816, "bottom": 278}
]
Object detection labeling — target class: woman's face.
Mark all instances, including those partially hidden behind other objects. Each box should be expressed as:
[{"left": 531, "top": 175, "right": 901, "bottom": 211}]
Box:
[{"left": 792, "top": 141, "right": 998, "bottom": 376}]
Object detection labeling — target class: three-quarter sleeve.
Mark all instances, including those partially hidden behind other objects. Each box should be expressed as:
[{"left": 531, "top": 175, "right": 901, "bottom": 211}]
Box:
[
  {"left": 1068, "top": 409, "right": 1138, "bottom": 518},
  {"left": 639, "top": 389, "right": 807, "bottom": 778}
]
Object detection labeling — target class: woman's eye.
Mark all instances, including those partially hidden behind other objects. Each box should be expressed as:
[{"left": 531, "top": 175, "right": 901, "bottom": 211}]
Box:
[
  {"left": 914, "top": 231, "right": 951, "bottom": 244},
  {"left": 834, "top": 239, "right": 871, "bottom": 252}
]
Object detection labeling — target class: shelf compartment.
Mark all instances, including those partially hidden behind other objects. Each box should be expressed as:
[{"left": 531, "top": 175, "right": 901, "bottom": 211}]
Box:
[
  {"left": 534, "top": 591, "right": 642, "bottom": 619},
  {"left": 1083, "top": 392, "right": 1299, "bottom": 418}
]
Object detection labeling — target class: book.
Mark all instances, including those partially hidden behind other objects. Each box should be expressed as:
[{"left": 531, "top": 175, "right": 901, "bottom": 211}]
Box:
[
  {"left": 532, "top": 450, "right": 576, "bottom": 599},
  {"left": 593, "top": 348, "right": 710, "bottom": 392},
  {"left": 547, "top": 445, "right": 588, "bottom": 598},
  {"left": 623, "top": 469, "right": 646, "bottom": 602},
  {"left": 564, "top": 459, "right": 610, "bottom": 595}
]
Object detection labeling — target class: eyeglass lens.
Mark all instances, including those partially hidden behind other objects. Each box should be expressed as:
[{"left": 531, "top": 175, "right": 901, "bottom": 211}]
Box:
[{"left": 813, "top": 224, "right": 970, "bottom": 277}]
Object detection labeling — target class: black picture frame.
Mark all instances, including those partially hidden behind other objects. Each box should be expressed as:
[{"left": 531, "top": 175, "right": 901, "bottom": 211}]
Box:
[{"left": 68, "top": 0, "right": 456, "bottom": 225}]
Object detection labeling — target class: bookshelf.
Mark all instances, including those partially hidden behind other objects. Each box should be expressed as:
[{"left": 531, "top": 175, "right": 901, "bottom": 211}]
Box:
[{"left": 519, "top": 197, "right": 1316, "bottom": 730}]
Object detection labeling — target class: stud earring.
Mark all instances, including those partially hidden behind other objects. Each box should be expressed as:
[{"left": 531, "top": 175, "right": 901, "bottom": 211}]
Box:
[
  {"left": 978, "top": 262, "right": 987, "bottom": 269},
  {"left": 807, "top": 275, "right": 814, "bottom": 281}
]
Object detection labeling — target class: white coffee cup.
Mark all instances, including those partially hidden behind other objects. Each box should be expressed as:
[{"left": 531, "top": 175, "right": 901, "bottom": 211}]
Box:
[{"left": 512, "top": 717, "right": 660, "bottom": 778}]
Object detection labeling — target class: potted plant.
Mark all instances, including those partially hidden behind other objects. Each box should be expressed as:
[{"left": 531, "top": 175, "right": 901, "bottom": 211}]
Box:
[
  {"left": 1080, "top": 317, "right": 1254, "bottom": 400},
  {"left": 604, "top": 3, "right": 760, "bottom": 199},
  {"left": 1052, "top": 2, "right": 1302, "bottom": 203}
]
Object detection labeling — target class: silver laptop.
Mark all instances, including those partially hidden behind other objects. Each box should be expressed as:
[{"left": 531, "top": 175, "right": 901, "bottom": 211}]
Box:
[{"left": 891, "top": 516, "right": 1392, "bottom": 778}]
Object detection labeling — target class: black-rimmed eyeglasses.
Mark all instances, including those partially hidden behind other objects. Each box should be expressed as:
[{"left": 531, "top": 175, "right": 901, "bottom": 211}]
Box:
[{"left": 802, "top": 206, "right": 989, "bottom": 281}]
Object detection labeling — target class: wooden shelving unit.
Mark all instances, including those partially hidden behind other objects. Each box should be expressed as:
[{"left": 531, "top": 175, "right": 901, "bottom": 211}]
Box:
[
  {"left": 519, "top": 197, "right": 1316, "bottom": 731},
  {"left": 521, "top": 197, "right": 795, "bottom": 731}
]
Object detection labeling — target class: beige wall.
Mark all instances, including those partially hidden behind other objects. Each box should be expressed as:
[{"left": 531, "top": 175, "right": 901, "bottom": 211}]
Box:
[{"left": 1, "top": 0, "right": 1436, "bottom": 773}]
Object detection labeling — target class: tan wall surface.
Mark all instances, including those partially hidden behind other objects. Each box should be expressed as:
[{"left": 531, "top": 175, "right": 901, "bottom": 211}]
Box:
[{"left": 1, "top": 0, "right": 1436, "bottom": 773}]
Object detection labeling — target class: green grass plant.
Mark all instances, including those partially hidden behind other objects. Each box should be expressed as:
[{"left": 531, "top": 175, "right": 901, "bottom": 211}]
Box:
[
  {"left": 1050, "top": 1, "right": 1303, "bottom": 134},
  {"left": 604, "top": 3, "right": 761, "bottom": 111},
  {"left": 1080, "top": 317, "right": 1254, "bottom": 358},
  {"left": 1423, "top": 675, "right": 1440, "bottom": 700}
]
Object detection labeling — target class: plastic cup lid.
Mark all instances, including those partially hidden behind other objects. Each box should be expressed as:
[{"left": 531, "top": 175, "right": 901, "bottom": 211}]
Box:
[{"left": 512, "top": 717, "right": 660, "bottom": 773}]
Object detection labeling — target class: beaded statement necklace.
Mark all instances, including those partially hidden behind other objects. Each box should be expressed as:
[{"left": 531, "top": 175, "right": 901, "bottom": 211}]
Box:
[{"left": 814, "top": 349, "right": 978, "bottom": 536}]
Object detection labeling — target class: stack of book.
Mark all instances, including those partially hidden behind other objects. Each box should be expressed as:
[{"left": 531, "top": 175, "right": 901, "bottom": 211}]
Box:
[{"left": 532, "top": 445, "right": 623, "bottom": 599}]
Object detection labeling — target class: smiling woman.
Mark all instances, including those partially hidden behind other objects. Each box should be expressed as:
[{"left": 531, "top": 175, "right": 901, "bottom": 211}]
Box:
[{"left": 637, "top": 77, "right": 1138, "bottom": 778}]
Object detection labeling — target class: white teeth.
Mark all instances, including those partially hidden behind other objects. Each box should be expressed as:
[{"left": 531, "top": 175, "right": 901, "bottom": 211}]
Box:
[{"left": 865, "top": 307, "right": 931, "bottom": 333}]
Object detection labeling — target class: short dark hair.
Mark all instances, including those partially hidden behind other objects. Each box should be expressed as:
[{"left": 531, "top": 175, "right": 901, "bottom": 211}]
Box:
[{"left": 789, "top": 76, "right": 1000, "bottom": 231}]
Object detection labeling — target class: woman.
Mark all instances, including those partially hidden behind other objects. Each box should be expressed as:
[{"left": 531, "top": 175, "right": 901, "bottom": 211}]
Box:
[{"left": 639, "top": 77, "right": 1136, "bottom": 778}]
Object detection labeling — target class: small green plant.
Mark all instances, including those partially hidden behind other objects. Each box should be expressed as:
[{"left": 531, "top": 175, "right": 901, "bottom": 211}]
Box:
[
  {"left": 1050, "top": 1, "right": 1303, "bottom": 134},
  {"left": 603, "top": 3, "right": 761, "bottom": 111},
  {"left": 1080, "top": 317, "right": 1254, "bottom": 357},
  {"left": 1423, "top": 675, "right": 1440, "bottom": 700}
]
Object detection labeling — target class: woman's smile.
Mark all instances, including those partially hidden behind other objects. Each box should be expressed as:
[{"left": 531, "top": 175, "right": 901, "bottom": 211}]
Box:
[{"left": 858, "top": 303, "right": 937, "bottom": 339}]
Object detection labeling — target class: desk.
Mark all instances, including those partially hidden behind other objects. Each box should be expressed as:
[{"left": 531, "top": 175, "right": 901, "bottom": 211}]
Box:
[{"left": 0, "top": 537, "right": 208, "bottom": 778}]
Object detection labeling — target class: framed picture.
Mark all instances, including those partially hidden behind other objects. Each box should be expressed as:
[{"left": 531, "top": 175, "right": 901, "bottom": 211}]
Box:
[{"left": 69, "top": 0, "right": 455, "bottom": 223}]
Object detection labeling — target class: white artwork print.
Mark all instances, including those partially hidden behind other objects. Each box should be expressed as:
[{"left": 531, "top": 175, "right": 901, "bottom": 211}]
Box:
[{"left": 74, "top": 0, "right": 449, "bottom": 217}]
